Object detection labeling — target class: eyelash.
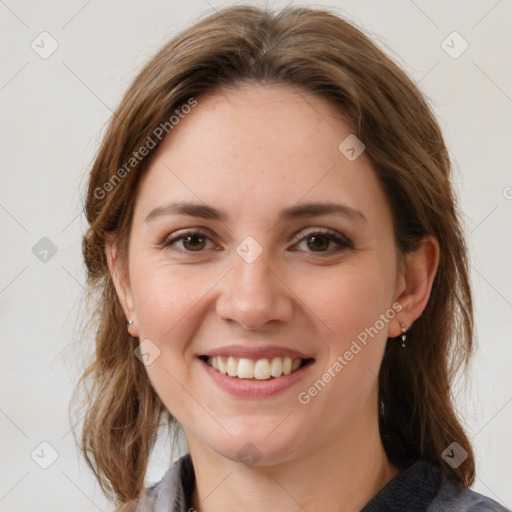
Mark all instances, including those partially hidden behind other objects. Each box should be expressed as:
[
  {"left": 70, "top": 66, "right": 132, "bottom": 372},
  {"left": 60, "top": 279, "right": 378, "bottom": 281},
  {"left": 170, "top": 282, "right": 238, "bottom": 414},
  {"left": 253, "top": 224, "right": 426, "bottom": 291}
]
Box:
[{"left": 161, "top": 228, "right": 353, "bottom": 256}]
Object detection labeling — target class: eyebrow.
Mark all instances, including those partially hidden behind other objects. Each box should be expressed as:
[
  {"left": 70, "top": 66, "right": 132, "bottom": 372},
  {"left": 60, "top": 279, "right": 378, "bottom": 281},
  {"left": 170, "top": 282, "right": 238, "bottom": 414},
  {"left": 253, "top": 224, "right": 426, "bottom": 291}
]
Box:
[{"left": 144, "top": 201, "right": 367, "bottom": 224}]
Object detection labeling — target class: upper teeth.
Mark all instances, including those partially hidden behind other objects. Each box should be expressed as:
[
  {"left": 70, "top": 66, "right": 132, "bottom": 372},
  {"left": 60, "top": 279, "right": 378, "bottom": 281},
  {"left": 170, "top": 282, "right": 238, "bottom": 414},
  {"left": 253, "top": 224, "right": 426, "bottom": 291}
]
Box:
[{"left": 208, "top": 356, "right": 302, "bottom": 380}]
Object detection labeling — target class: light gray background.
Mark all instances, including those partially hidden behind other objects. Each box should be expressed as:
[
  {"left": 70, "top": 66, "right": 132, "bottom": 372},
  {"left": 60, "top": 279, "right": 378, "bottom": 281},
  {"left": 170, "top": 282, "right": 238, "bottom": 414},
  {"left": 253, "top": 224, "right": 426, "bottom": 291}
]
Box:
[{"left": 1, "top": 1, "right": 511, "bottom": 510}]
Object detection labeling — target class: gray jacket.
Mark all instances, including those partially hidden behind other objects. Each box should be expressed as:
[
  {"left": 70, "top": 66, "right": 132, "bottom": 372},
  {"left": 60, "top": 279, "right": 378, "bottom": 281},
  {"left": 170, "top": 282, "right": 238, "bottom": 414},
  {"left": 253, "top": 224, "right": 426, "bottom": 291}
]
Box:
[{"left": 131, "top": 454, "right": 509, "bottom": 511}]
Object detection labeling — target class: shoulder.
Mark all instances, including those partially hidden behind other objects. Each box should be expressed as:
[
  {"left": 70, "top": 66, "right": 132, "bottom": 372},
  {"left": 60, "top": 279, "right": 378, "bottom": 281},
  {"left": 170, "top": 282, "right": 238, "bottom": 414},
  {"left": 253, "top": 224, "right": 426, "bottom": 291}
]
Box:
[
  {"left": 427, "top": 467, "right": 509, "bottom": 512},
  {"left": 363, "top": 458, "right": 509, "bottom": 512},
  {"left": 132, "top": 454, "right": 194, "bottom": 512}
]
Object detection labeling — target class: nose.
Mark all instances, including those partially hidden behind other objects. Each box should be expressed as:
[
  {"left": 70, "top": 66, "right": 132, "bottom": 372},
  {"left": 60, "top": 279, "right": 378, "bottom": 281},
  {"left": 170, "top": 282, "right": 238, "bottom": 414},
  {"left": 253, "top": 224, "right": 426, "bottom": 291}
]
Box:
[{"left": 215, "top": 251, "right": 293, "bottom": 331}]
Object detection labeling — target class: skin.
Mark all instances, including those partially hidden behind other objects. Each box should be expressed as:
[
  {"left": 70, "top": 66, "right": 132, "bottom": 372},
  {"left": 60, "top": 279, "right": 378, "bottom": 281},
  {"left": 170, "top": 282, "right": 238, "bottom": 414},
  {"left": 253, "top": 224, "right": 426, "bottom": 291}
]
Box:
[{"left": 107, "top": 84, "right": 439, "bottom": 512}]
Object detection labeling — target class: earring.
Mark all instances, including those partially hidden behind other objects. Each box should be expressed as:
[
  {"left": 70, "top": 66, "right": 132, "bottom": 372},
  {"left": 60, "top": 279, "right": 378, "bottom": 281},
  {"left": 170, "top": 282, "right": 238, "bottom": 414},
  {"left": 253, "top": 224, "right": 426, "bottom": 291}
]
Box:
[
  {"left": 127, "top": 319, "right": 133, "bottom": 326},
  {"left": 400, "top": 322, "right": 407, "bottom": 348}
]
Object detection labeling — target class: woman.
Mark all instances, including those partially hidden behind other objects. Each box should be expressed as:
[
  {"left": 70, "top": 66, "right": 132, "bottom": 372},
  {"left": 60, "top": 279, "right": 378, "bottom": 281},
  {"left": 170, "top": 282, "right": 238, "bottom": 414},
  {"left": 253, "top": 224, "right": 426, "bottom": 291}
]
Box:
[{"left": 76, "top": 5, "right": 508, "bottom": 511}]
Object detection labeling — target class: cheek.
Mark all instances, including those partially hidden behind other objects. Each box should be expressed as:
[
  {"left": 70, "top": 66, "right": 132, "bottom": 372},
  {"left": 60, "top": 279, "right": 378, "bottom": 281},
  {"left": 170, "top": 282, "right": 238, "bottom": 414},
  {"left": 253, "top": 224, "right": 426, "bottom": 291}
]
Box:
[
  {"left": 130, "top": 263, "right": 212, "bottom": 419},
  {"left": 296, "top": 257, "right": 397, "bottom": 346},
  {"left": 296, "top": 269, "right": 391, "bottom": 427},
  {"left": 293, "top": 257, "right": 396, "bottom": 411},
  {"left": 131, "top": 259, "right": 216, "bottom": 343}
]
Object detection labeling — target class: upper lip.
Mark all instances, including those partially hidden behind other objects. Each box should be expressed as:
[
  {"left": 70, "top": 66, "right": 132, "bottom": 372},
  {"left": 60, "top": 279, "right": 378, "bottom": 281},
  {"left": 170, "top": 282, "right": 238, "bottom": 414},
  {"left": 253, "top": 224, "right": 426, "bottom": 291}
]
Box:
[{"left": 200, "top": 345, "right": 314, "bottom": 360}]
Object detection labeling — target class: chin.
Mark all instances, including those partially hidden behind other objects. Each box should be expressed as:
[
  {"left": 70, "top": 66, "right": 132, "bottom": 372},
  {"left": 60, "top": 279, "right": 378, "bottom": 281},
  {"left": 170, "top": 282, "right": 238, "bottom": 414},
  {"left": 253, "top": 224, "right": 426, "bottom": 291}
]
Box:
[{"left": 202, "top": 422, "right": 306, "bottom": 468}]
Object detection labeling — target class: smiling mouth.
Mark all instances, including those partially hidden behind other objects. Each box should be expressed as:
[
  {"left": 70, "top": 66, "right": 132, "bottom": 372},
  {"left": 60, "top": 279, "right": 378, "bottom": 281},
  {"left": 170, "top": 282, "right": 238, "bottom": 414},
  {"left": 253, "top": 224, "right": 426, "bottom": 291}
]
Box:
[{"left": 200, "top": 356, "right": 314, "bottom": 380}]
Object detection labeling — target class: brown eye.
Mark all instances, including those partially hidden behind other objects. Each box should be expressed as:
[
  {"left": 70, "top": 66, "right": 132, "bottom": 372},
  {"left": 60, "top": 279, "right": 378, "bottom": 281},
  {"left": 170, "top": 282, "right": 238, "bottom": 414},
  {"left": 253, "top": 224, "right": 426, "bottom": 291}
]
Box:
[
  {"left": 305, "top": 234, "right": 330, "bottom": 252},
  {"left": 293, "top": 229, "right": 353, "bottom": 254},
  {"left": 162, "top": 230, "right": 214, "bottom": 253},
  {"left": 181, "top": 234, "right": 207, "bottom": 251}
]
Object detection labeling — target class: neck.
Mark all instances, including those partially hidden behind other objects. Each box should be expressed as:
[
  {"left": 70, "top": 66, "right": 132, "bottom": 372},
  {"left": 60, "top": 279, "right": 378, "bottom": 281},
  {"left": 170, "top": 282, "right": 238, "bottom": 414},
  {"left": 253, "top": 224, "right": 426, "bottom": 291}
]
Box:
[{"left": 187, "top": 402, "right": 401, "bottom": 512}]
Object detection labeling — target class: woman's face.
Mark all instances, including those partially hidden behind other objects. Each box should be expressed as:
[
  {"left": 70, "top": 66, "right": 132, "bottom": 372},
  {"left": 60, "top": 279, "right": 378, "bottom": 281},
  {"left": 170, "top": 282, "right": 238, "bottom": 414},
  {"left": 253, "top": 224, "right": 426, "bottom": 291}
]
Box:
[{"left": 113, "top": 84, "right": 407, "bottom": 465}]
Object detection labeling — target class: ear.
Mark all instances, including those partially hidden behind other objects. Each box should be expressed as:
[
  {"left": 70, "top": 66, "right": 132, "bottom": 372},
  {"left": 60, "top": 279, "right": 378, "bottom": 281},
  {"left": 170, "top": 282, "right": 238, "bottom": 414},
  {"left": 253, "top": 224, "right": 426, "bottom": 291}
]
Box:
[
  {"left": 389, "top": 235, "right": 440, "bottom": 337},
  {"left": 105, "top": 235, "right": 139, "bottom": 338}
]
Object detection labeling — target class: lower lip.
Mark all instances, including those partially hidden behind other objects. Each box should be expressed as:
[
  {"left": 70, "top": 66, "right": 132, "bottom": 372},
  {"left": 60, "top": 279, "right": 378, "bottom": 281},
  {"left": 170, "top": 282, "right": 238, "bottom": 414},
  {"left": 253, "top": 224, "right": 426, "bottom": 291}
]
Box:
[{"left": 200, "top": 359, "right": 313, "bottom": 398}]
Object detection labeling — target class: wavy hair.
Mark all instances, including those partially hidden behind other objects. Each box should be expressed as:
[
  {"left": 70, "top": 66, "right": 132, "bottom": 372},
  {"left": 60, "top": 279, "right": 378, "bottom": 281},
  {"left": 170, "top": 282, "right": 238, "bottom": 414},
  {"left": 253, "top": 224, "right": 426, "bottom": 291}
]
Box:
[{"left": 73, "top": 5, "right": 475, "bottom": 508}]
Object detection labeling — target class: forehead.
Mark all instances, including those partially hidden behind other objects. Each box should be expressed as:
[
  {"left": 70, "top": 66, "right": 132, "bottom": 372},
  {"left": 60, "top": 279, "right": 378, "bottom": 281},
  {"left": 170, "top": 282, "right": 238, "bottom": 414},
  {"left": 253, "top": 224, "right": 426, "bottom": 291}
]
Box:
[{"left": 132, "top": 84, "right": 390, "bottom": 227}]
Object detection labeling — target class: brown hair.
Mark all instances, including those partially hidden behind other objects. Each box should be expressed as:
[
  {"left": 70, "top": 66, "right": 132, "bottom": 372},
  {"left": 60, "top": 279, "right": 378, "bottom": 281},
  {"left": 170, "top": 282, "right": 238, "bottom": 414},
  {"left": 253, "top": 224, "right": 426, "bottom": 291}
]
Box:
[{"left": 74, "top": 4, "right": 475, "bottom": 507}]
